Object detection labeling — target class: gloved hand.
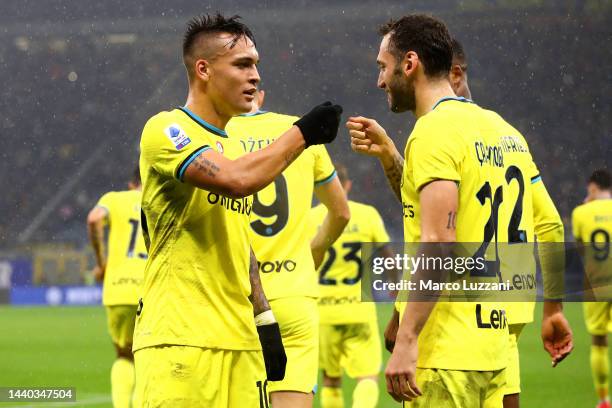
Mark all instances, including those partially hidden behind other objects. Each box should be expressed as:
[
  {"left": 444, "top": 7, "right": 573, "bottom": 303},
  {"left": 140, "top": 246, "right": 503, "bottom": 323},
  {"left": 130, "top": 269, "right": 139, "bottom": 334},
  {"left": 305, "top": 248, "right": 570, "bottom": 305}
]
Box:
[
  {"left": 256, "top": 312, "right": 287, "bottom": 381},
  {"left": 294, "top": 101, "right": 343, "bottom": 147}
]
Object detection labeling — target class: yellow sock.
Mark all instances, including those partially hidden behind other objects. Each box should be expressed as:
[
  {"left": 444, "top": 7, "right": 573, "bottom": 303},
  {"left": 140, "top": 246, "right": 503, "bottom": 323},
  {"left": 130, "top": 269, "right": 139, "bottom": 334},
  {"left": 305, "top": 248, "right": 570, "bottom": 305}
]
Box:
[
  {"left": 111, "top": 358, "right": 135, "bottom": 408},
  {"left": 591, "top": 345, "right": 609, "bottom": 401},
  {"left": 321, "top": 386, "right": 344, "bottom": 408},
  {"left": 352, "top": 379, "right": 378, "bottom": 408}
]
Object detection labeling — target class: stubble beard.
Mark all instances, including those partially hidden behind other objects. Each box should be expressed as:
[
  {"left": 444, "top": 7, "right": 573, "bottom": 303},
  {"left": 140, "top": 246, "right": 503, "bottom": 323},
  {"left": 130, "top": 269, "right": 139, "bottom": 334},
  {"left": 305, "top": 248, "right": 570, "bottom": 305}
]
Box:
[{"left": 388, "top": 66, "right": 415, "bottom": 113}]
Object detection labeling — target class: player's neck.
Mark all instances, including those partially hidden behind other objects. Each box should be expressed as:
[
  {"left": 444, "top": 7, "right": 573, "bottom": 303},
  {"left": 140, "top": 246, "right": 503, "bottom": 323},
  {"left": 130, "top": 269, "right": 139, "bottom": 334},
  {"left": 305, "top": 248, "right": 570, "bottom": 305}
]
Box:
[
  {"left": 184, "top": 92, "right": 230, "bottom": 130},
  {"left": 414, "top": 77, "right": 456, "bottom": 119},
  {"left": 594, "top": 191, "right": 612, "bottom": 200}
]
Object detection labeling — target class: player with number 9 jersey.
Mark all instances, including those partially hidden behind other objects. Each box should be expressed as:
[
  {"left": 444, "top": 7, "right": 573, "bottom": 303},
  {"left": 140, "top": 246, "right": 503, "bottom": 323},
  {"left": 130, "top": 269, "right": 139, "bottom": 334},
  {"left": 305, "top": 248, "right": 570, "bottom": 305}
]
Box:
[{"left": 227, "top": 104, "right": 349, "bottom": 400}]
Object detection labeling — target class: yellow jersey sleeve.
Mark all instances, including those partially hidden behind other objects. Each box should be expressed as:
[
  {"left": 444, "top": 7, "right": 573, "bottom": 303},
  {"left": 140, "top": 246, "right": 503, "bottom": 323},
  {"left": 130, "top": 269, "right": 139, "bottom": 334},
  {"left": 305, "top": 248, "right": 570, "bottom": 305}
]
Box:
[
  {"left": 140, "top": 114, "right": 213, "bottom": 182},
  {"left": 311, "top": 145, "right": 336, "bottom": 185},
  {"left": 410, "top": 120, "right": 462, "bottom": 192},
  {"left": 96, "top": 192, "right": 113, "bottom": 225}
]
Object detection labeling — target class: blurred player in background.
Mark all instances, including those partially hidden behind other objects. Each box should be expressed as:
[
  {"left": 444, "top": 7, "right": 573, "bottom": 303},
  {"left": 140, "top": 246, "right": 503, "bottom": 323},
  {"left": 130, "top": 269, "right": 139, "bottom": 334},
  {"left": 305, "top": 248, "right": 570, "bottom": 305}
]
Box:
[
  {"left": 573, "top": 169, "right": 612, "bottom": 408},
  {"left": 310, "top": 164, "right": 390, "bottom": 408},
  {"left": 227, "top": 90, "right": 350, "bottom": 408},
  {"left": 86, "top": 166, "right": 146, "bottom": 408},
  {"left": 383, "top": 37, "right": 567, "bottom": 408},
  {"left": 347, "top": 14, "right": 572, "bottom": 405},
  {"left": 134, "top": 13, "right": 342, "bottom": 407}
]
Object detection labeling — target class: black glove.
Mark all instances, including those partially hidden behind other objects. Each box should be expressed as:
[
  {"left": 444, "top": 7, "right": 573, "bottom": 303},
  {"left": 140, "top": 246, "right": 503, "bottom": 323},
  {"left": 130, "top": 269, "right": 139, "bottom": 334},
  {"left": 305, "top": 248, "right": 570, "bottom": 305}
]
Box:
[
  {"left": 257, "top": 322, "right": 287, "bottom": 381},
  {"left": 294, "top": 101, "right": 343, "bottom": 147}
]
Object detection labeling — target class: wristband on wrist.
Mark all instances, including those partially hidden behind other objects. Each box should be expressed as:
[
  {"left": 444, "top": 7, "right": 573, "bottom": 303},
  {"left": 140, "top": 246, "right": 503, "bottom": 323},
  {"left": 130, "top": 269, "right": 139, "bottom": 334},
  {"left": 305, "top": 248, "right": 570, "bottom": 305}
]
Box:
[{"left": 255, "top": 310, "right": 277, "bottom": 326}]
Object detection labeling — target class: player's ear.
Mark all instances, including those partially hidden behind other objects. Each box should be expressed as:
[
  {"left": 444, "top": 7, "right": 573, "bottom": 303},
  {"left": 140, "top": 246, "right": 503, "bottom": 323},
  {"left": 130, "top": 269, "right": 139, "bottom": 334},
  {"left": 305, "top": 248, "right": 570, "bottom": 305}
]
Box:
[
  {"left": 194, "top": 59, "right": 211, "bottom": 82},
  {"left": 402, "top": 51, "right": 418, "bottom": 76},
  {"left": 449, "top": 65, "right": 462, "bottom": 88}
]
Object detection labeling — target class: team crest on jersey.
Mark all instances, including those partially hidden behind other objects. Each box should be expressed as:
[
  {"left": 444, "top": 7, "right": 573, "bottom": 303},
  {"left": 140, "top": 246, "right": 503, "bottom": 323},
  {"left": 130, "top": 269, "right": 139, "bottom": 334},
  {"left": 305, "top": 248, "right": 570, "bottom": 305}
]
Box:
[
  {"left": 164, "top": 124, "right": 191, "bottom": 150},
  {"left": 216, "top": 141, "right": 224, "bottom": 154}
]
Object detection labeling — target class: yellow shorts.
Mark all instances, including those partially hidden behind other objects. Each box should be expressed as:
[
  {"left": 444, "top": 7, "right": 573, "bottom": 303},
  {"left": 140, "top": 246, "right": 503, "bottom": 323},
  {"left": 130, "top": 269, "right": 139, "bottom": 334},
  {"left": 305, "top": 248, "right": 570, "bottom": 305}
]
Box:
[
  {"left": 506, "top": 323, "right": 525, "bottom": 395},
  {"left": 134, "top": 345, "right": 267, "bottom": 408},
  {"left": 320, "top": 320, "right": 381, "bottom": 379},
  {"left": 403, "top": 368, "right": 506, "bottom": 408},
  {"left": 268, "top": 297, "right": 318, "bottom": 394},
  {"left": 584, "top": 302, "right": 612, "bottom": 335},
  {"left": 106, "top": 305, "right": 137, "bottom": 349}
]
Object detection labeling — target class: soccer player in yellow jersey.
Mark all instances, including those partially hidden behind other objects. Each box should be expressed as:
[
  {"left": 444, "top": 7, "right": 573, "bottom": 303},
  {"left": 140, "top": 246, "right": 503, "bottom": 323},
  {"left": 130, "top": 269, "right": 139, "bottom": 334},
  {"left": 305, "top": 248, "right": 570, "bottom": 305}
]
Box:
[
  {"left": 87, "top": 166, "right": 146, "bottom": 408},
  {"left": 310, "top": 164, "right": 390, "bottom": 408},
  {"left": 573, "top": 169, "right": 612, "bottom": 408},
  {"left": 134, "top": 14, "right": 343, "bottom": 407},
  {"left": 227, "top": 90, "right": 350, "bottom": 408},
  {"left": 346, "top": 14, "right": 572, "bottom": 405},
  {"left": 384, "top": 37, "right": 567, "bottom": 408}
]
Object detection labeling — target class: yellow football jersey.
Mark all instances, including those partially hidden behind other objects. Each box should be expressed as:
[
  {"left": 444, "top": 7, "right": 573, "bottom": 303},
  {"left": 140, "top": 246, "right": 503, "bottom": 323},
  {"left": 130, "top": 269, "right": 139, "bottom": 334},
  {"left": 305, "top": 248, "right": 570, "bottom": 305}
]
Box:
[
  {"left": 310, "top": 200, "right": 389, "bottom": 325},
  {"left": 572, "top": 199, "right": 612, "bottom": 296},
  {"left": 226, "top": 111, "right": 336, "bottom": 300},
  {"left": 134, "top": 107, "right": 259, "bottom": 352},
  {"left": 96, "top": 189, "right": 146, "bottom": 306},
  {"left": 399, "top": 97, "right": 542, "bottom": 371}
]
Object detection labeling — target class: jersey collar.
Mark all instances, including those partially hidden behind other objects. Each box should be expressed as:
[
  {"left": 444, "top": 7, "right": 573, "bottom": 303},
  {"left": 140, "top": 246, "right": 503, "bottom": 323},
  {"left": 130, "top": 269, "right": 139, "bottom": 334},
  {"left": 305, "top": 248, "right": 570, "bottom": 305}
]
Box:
[
  {"left": 178, "top": 106, "right": 228, "bottom": 138},
  {"left": 431, "top": 96, "right": 474, "bottom": 111}
]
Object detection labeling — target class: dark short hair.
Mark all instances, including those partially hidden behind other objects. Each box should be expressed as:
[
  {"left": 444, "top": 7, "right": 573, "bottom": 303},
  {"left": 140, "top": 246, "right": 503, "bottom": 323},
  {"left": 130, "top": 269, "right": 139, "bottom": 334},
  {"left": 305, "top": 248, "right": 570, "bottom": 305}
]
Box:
[
  {"left": 379, "top": 14, "right": 453, "bottom": 78},
  {"left": 182, "top": 13, "right": 255, "bottom": 76},
  {"left": 451, "top": 37, "right": 467, "bottom": 69},
  {"left": 589, "top": 169, "right": 611, "bottom": 190},
  {"left": 131, "top": 164, "right": 141, "bottom": 185}
]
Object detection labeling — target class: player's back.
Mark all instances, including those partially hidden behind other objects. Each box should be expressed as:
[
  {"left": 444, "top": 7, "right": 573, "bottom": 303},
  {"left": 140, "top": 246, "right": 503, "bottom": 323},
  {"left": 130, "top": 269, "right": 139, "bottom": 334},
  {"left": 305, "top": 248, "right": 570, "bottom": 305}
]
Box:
[
  {"left": 401, "top": 98, "right": 541, "bottom": 370},
  {"left": 311, "top": 200, "right": 389, "bottom": 325},
  {"left": 573, "top": 199, "right": 612, "bottom": 295},
  {"left": 227, "top": 111, "right": 336, "bottom": 300},
  {"left": 96, "top": 189, "right": 146, "bottom": 306}
]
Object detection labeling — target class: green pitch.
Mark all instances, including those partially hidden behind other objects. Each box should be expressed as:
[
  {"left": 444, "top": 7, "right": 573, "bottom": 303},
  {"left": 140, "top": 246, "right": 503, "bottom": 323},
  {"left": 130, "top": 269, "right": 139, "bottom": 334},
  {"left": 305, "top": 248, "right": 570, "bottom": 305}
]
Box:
[{"left": 0, "top": 303, "right": 596, "bottom": 407}]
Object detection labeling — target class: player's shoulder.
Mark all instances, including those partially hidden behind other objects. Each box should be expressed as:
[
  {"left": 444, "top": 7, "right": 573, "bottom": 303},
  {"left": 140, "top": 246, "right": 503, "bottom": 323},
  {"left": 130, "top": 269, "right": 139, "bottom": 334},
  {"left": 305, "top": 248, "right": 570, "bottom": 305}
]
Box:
[
  {"left": 141, "top": 109, "right": 184, "bottom": 142},
  {"left": 412, "top": 101, "right": 474, "bottom": 139},
  {"left": 144, "top": 108, "right": 184, "bottom": 129},
  {"left": 572, "top": 202, "right": 590, "bottom": 219},
  {"left": 97, "top": 190, "right": 121, "bottom": 209}
]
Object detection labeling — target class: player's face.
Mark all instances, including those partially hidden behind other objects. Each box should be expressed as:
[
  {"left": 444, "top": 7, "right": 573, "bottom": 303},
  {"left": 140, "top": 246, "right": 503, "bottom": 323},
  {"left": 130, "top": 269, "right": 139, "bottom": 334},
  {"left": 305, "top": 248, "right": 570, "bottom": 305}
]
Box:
[
  {"left": 207, "top": 35, "right": 260, "bottom": 116},
  {"left": 376, "top": 34, "right": 415, "bottom": 113}
]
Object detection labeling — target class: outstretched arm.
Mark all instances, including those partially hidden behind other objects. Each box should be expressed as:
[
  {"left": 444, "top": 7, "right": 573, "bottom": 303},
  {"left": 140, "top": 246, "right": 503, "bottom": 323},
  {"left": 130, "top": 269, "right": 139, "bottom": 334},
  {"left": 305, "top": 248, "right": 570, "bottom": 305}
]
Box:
[
  {"left": 185, "top": 102, "right": 342, "bottom": 198},
  {"left": 311, "top": 176, "right": 350, "bottom": 269}
]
